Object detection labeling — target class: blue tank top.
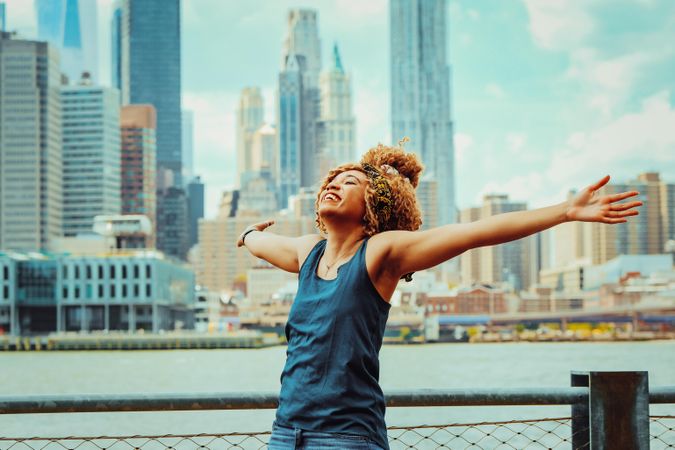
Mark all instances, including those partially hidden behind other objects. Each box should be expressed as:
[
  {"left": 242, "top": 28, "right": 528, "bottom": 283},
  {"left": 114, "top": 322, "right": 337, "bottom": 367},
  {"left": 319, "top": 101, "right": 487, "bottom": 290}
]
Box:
[{"left": 275, "top": 238, "right": 391, "bottom": 449}]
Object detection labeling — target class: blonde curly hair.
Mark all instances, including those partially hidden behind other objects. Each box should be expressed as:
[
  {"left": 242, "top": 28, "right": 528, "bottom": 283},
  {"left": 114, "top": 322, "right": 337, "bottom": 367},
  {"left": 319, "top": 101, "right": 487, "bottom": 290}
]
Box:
[{"left": 315, "top": 142, "right": 424, "bottom": 236}]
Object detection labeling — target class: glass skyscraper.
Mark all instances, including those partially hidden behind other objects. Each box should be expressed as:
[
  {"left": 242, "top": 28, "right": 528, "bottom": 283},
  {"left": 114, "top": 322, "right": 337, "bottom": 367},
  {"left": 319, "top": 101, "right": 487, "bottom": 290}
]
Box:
[
  {"left": 390, "top": 0, "right": 456, "bottom": 226},
  {"left": 35, "top": 0, "right": 98, "bottom": 84},
  {"left": 0, "top": 3, "right": 6, "bottom": 32},
  {"left": 121, "top": 0, "right": 182, "bottom": 187}
]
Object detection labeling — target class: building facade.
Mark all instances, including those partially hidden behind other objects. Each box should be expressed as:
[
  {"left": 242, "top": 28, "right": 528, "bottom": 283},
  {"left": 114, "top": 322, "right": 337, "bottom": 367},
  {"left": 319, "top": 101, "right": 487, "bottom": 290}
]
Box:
[
  {"left": 187, "top": 176, "right": 204, "bottom": 249},
  {"left": 390, "top": 0, "right": 455, "bottom": 227},
  {"left": 36, "top": 0, "right": 99, "bottom": 83},
  {"left": 181, "top": 110, "right": 194, "bottom": 185},
  {"left": 236, "top": 87, "right": 264, "bottom": 187},
  {"left": 156, "top": 186, "right": 189, "bottom": 261},
  {"left": 0, "top": 251, "right": 195, "bottom": 336},
  {"left": 61, "top": 76, "right": 121, "bottom": 237},
  {"left": 317, "top": 44, "right": 355, "bottom": 173},
  {"left": 0, "top": 33, "right": 62, "bottom": 251},
  {"left": 120, "top": 104, "right": 156, "bottom": 247},
  {"left": 121, "top": 0, "right": 182, "bottom": 185}
]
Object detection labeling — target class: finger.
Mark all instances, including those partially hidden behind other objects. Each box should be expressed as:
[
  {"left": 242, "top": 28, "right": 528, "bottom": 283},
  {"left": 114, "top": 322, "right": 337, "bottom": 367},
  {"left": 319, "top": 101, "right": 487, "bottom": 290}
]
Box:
[
  {"left": 589, "top": 175, "right": 610, "bottom": 191},
  {"left": 610, "top": 201, "right": 643, "bottom": 212},
  {"left": 607, "top": 210, "right": 639, "bottom": 218},
  {"left": 608, "top": 191, "right": 639, "bottom": 203},
  {"left": 603, "top": 217, "right": 628, "bottom": 224}
]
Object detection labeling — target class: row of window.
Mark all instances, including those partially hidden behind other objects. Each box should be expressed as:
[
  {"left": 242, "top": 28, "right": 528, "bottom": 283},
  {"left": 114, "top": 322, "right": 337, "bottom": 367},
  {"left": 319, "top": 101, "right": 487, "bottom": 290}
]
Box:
[
  {"left": 63, "top": 264, "right": 151, "bottom": 280},
  {"left": 63, "top": 283, "right": 151, "bottom": 300}
]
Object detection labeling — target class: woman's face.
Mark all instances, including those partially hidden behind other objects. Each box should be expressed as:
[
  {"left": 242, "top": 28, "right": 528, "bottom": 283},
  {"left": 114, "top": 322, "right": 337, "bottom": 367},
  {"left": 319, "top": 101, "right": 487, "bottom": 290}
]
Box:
[{"left": 318, "top": 169, "right": 369, "bottom": 225}]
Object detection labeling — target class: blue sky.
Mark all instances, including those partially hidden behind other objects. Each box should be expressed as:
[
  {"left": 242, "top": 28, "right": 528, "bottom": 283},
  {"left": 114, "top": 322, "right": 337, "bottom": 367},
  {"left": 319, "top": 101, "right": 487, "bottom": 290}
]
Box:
[{"left": 5, "top": 0, "right": 675, "bottom": 219}]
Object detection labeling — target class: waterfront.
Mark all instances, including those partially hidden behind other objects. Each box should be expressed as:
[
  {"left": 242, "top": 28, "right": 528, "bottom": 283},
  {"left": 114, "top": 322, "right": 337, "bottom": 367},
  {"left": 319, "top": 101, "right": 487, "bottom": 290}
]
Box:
[{"left": 1, "top": 341, "right": 674, "bottom": 437}]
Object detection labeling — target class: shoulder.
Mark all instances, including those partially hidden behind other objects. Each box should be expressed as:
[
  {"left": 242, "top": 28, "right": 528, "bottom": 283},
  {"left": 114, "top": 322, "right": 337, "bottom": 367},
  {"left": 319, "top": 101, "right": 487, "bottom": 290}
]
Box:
[
  {"left": 296, "top": 234, "right": 325, "bottom": 268},
  {"left": 366, "top": 230, "right": 411, "bottom": 273}
]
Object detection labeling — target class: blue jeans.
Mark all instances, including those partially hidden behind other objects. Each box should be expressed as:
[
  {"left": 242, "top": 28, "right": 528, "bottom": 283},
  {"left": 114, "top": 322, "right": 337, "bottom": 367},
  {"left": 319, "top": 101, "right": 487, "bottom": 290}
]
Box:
[{"left": 268, "top": 421, "right": 386, "bottom": 450}]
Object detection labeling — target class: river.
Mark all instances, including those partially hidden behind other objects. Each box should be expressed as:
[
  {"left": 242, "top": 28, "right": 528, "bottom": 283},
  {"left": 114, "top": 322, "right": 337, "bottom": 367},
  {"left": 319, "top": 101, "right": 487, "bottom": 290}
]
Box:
[{"left": 1, "top": 341, "right": 674, "bottom": 437}]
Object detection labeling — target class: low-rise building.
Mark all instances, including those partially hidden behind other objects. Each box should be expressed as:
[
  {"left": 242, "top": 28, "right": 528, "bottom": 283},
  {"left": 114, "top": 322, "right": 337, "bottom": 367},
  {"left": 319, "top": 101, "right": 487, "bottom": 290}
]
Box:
[{"left": 0, "top": 251, "right": 195, "bottom": 336}]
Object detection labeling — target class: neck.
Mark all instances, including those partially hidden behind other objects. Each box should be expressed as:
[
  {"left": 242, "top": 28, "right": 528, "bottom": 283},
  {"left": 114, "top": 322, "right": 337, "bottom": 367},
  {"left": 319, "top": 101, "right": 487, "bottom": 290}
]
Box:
[{"left": 322, "top": 225, "right": 365, "bottom": 257}]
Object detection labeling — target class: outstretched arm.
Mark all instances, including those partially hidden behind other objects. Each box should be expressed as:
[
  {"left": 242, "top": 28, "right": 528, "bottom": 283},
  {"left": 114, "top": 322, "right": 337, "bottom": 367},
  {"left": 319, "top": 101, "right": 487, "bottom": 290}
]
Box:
[
  {"left": 236, "top": 220, "right": 322, "bottom": 273},
  {"left": 382, "top": 175, "right": 642, "bottom": 276}
]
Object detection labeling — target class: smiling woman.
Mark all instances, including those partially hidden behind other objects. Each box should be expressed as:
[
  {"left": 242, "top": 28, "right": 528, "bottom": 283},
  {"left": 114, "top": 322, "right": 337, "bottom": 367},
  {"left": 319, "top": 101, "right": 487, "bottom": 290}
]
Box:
[{"left": 235, "top": 141, "right": 642, "bottom": 449}]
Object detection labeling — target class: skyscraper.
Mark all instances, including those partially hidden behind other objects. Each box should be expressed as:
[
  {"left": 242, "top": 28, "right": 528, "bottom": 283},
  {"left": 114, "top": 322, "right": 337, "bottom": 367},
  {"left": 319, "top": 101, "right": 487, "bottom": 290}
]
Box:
[
  {"left": 0, "top": 33, "right": 62, "bottom": 251},
  {"left": 61, "top": 74, "right": 121, "bottom": 237},
  {"left": 187, "top": 176, "right": 204, "bottom": 249},
  {"left": 278, "top": 9, "right": 323, "bottom": 199},
  {"left": 110, "top": 1, "right": 122, "bottom": 91},
  {"left": 390, "top": 0, "right": 455, "bottom": 226},
  {"left": 318, "top": 43, "right": 355, "bottom": 173},
  {"left": 182, "top": 110, "right": 194, "bottom": 185},
  {"left": 236, "top": 88, "right": 264, "bottom": 187},
  {"left": 35, "top": 0, "right": 99, "bottom": 84},
  {"left": 0, "top": 3, "right": 6, "bottom": 32},
  {"left": 120, "top": 104, "right": 157, "bottom": 247},
  {"left": 121, "top": 0, "right": 182, "bottom": 186},
  {"left": 277, "top": 53, "right": 304, "bottom": 209}
]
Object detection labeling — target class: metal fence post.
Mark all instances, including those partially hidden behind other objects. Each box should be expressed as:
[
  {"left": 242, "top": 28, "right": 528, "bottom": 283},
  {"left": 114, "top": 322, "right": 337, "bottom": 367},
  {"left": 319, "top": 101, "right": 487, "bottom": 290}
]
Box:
[
  {"left": 571, "top": 371, "right": 591, "bottom": 449},
  {"left": 573, "top": 371, "right": 650, "bottom": 450},
  {"left": 588, "top": 371, "right": 649, "bottom": 450}
]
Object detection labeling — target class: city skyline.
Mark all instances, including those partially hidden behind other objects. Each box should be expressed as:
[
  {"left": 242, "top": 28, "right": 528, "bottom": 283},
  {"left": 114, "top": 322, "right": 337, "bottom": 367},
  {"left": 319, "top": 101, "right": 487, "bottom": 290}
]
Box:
[{"left": 2, "top": 0, "right": 674, "bottom": 221}]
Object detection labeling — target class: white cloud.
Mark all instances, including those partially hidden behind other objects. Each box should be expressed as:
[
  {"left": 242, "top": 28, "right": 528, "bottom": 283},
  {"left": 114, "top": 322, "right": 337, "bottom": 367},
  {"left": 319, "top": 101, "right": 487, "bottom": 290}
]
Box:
[
  {"left": 506, "top": 133, "right": 527, "bottom": 154},
  {"left": 485, "top": 83, "right": 506, "bottom": 99},
  {"left": 522, "top": 0, "right": 594, "bottom": 51},
  {"left": 454, "top": 133, "right": 474, "bottom": 168},
  {"left": 4, "top": 0, "right": 37, "bottom": 37},
  {"left": 566, "top": 48, "right": 658, "bottom": 115},
  {"left": 481, "top": 91, "right": 675, "bottom": 208}
]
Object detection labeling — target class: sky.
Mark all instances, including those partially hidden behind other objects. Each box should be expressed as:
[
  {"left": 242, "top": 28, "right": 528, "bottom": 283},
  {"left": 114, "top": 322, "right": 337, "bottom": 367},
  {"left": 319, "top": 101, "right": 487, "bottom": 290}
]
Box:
[{"left": 4, "top": 0, "right": 675, "bottom": 219}]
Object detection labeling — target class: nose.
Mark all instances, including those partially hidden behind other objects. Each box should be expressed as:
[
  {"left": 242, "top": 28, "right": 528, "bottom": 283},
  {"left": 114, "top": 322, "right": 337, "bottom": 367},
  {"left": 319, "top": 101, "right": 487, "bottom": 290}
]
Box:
[{"left": 326, "top": 179, "right": 340, "bottom": 191}]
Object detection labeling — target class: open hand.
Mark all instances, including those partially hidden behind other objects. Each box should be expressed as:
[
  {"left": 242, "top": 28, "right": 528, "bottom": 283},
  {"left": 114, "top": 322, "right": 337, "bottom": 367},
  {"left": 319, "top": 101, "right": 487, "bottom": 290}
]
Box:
[
  {"left": 236, "top": 219, "right": 275, "bottom": 247},
  {"left": 566, "top": 175, "right": 642, "bottom": 224}
]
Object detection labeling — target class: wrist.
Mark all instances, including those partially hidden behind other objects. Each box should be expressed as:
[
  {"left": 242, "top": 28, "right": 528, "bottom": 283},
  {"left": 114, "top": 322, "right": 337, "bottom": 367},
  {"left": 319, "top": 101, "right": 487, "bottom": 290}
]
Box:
[
  {"left": 240, "top": 228, "right": 258, "bottom": 245},
  {"left": 561, "top": 200, "right": 573, "bottom": 223}
]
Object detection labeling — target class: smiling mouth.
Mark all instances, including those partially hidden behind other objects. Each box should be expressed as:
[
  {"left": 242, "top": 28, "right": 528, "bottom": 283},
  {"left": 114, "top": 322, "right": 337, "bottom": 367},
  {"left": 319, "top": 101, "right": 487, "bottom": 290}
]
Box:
[{"left": 323, "top": 193, "right": 341, "bottom": 202}]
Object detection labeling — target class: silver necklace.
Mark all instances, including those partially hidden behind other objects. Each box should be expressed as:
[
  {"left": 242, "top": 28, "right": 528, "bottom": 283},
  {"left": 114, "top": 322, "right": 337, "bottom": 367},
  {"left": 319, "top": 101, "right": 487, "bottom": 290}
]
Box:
[{"left": 323, "top": 242, "right": 359, "bottom": 275}]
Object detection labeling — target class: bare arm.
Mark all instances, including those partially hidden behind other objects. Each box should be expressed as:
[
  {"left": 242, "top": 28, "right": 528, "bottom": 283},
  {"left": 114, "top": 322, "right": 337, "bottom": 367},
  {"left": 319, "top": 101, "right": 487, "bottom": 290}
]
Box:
[
  {"left": 381, "top": 176, "right": 642, "bottom": 276},
  {"left": 236, "top": 220, "right": 322, "bottom": 273}
]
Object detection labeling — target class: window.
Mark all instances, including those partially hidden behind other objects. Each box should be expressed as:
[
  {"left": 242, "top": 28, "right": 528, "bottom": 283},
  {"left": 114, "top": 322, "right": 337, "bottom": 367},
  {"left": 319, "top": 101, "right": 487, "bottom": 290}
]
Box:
[
  {"left": 110, "top": 285, "right": 116, "bottom": 297},
  {"left": 146, "top": 284, "right": 151, "bottom": 297},
  {"left": 133, "top": 265, "right": 139, "bottom": 278},
  {"left": 133, "top": 284, "right": 139, "bottom": 297},
  {"left": 122, "top": 285, "right": 127, "bottom": 298},
  {"left": 86, "top": 265, "right": 92, "bottom": 279},
  {"left": 98, "top": 265, "right": 103, "bottom": 279},
  {"left": 98, "top": 285, "right": 103, "bottom": 297},
  {"left": 146, "top": 264, "right": 151, "bottom": 278},
  {"left": 110, "top": 265, "right": 115, "bottom": 278},
  {"left": 122, "top": 265, "right": 127, "bottom": 278},
  {"left": 75, "top": 266, "right": 80, "bottom": 279}
]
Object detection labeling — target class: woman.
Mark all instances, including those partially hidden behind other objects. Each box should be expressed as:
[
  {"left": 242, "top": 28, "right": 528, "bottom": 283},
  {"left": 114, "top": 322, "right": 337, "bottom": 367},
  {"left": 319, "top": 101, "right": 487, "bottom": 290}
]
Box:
[{"left": 237, "top": 142, "right": 641, "bottom": 450}]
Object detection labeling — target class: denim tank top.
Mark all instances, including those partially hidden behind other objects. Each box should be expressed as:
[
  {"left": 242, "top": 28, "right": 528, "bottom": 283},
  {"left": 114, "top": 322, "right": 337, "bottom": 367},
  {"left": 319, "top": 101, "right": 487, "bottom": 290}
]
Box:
[{"left": 275, "top": 238, "right": 391, "bottom": 449}]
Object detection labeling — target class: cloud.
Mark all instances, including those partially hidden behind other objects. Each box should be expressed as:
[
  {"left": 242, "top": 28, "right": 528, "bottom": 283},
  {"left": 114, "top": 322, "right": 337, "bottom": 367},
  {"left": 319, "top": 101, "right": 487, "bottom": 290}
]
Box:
[
  {"left": 485, "top": 83, "right": 506, "bottom": 99},
  {"left": 566, "top": 48, "right": 659, "bottom": 115},
  {"left": 4, "top": 0, "right": 37, "bottom": 37},
  {"left": 522, "top": 0, "right": 594, "bottom": 51},
  {"left": 454, "top": 133, "right": 474, "bottom": 168},
  {"left": 480, "top": 91, "right": 675, "bottom": 208},
  {"left": 506, "top": 133, "right": 527, "bottom": 154}
]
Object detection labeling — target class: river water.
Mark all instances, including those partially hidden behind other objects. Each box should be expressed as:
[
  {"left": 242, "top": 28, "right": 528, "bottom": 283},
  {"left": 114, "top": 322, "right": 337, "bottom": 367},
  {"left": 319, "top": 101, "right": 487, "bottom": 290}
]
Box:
[{"left": 1, "top": 341, "right": 674, "bottom": 437}]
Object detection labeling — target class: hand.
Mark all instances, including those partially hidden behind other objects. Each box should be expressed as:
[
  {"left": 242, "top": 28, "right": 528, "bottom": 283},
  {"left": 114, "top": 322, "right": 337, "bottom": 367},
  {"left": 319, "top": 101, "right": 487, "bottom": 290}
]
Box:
[
  {"left": 236, "top": 219, "right": 275, "bottom": 247},
  {"left": 566, "top": 175, "right": 642, "bottom": 224}
]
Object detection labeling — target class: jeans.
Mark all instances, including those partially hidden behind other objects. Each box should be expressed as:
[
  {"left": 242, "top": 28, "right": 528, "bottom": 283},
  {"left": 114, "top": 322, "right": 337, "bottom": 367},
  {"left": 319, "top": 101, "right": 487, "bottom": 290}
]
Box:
[{"left": 268, "top": 421, "right": 386, "bottom": 450}]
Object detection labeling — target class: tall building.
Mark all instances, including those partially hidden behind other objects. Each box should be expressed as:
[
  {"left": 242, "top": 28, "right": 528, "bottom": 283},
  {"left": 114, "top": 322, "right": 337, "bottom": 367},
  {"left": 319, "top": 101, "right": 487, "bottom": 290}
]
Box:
[
  {"left": 236, "top": 88, "right": 264, "bottom": 187},
  {"left": 61, "top": 74, "right": 121, "bottom": 237},
  {"left": 120, "top": 104, "right": 157, "bottom": 247},
  {"left": 278, "top": 9, "right": 323, "bottom": 202},
  {"left": 552, "top": 191, "right": 593, "bottom": 268},
  {"left": 0, "top": 33, "right": 62, "bottom": 251},
  {"left": 0, "top": 2, "right": 6, "bottom": 32},
  {"left": 417, "top": 176, "right": 439, "bottom": 231},
  {"left": 121, "top": 0, "right": 182, "bottom": 186},
  {"left": 277, "top": 53, "right": 304, "bottom": 209},
  {"left": 187, "top": 176, "right": 204, "bottom": 249},
  {"left": 35, "top": 0, "right": 99, "bottom": 84},
  {"left": 182, "top": 110, "right": 194, "bottom": 184},
  {"left": 110, "top": 1, "right": 122, "bottom": 91},
  {"left": 251, "top": 123, "right": 278, "bottom": 180},
  {"left": 390, "top": 0, "right": 455, "bottom": 226},
  {"left": 459, "top": 195, "right": 532, "bottom": 291},
  {"left": 590, "top": 172, "right": 671, "bottom": 264},
  {"left": 156, "top": 187, "right": 189, "bottom": 260},
  {"left": 318, "top": 43, "right": 355, "bottom": 172}
]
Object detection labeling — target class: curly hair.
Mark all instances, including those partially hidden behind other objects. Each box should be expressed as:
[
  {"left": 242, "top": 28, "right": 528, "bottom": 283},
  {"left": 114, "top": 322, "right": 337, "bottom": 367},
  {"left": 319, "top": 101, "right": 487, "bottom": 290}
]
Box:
[{"left": 315, "top": 142, "right": 424, "bottom": 237}]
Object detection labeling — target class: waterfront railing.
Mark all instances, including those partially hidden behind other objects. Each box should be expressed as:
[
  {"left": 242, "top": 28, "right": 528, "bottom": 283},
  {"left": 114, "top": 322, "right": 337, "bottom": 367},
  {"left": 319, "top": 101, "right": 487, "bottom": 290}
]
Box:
[{"left": 1, "top": 371, "right": 674, "bottom": 449}]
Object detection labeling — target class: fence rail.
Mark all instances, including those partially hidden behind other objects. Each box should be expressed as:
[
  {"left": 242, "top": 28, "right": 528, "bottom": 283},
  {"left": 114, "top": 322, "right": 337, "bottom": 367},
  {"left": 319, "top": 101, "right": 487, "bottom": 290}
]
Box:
[{"left": 1, "top": 372, "right": 674, "bottom": 449}]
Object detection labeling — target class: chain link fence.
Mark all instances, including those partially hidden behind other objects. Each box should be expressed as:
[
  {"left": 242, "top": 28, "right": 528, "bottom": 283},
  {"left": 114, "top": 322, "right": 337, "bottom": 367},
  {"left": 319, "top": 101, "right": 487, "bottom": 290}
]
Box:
[{"left": 0, "top": 416, "right": 672, "bottom": 450}]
